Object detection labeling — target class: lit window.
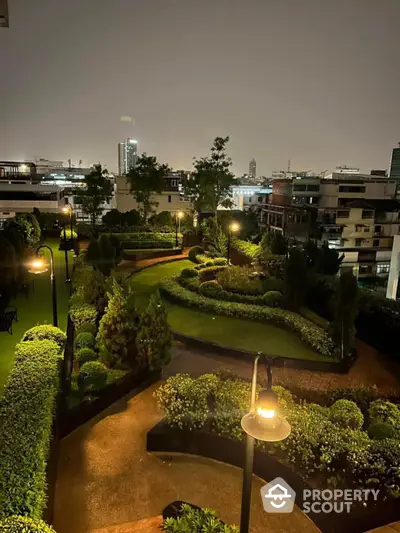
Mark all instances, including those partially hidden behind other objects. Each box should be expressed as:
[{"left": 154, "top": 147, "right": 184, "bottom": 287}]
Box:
[{"left": 377, "top": 263, "right": 390, "bottom": 274}]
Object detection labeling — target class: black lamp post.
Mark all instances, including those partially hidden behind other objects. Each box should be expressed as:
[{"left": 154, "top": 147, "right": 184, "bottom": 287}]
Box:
[
  {"left": 28, "top": 245, "right": 58, "bottom": 327},
  {"left": 227, "top": 222, "right": 240, "bottom": 264},
  {"left": 61, "top": 210, "right": 70, "bottom": 283},
  {"left": 239, "top": 354, "right": 291, "bottom": 533},
  {"left": 175, "top": 211, "right": 184, "bottom": 248}
]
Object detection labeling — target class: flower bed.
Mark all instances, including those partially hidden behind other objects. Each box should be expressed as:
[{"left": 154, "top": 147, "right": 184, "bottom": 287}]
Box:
[{"left": 161, "top": 276, "right": 335, "bottom": 357}]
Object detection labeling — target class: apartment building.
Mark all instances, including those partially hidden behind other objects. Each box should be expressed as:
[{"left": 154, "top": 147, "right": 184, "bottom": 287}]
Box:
[
  {"left": 116, "top": 173, "right": 191, "bottom": 215},
  {"left": 0, "top": 181, "right": 66, "bottom": 220},
  {"left": 263, "top": 174, "right": 400, "bottom": 278},
  {"left": 228, "top": 185, "right": 271, "bottom": 211}
]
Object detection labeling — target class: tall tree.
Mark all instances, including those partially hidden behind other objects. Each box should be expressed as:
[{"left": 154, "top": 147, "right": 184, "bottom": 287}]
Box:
[
  {"left": 182, "top": 136, "right": 235, "bottom": 215},
  {"left": 330, "top": 269, "right": 358, "bottom": 361},
  {"left": 284, "top": 247, "right": 308, "bottom": 310},
  {"left": 75, "top": 164, "right": 113, "bottom": 225},
  {"left": 126, "top": 154, "right": 171, "bottom": 222}
]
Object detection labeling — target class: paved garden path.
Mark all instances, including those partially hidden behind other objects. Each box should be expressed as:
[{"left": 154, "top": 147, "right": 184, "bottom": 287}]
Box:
[
  {"left": 167, "top": 338, "right": 400, "bottom": 394},
  {"left": 54, "top": 383, "right": 320, "bottom": 533}
]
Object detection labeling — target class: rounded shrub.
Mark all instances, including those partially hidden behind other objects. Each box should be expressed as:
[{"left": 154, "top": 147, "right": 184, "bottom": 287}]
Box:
[
  {"left": 22, "top": 325, "right": 66, "bottom": 348},
  {"left": 262, "top": 291, "right": 283, "bottom": 308},
  {"left": 188, "top": 245, "right": 204, "bottom": 263},
  {"left": 180, "top": 267, "right": 199, "bottom": 279},
  {"left": 369, "top": 400, "right": 400, "bottom": 427},
  {"left": 74, "top": 332, "right": 95, "bottom": 351},
  {"left": 0, "top": 516, "right": 56, "bottom": 532},
  {"left": 213, "top": 258, "right": 228, "bottom": 266},
  {"left": 368, "top": 421, "right": 396, "bottom": 440},
  {"left": 76, "top": 347, "right": 98, "bottom": 365},
  {"left": 78, "top": 361, "right": 108, "bottom": 394},
  {"left": 205, "top": 260, "right": 214, "bottom": 267},
  {"left": 76, "top": 322, "right": 97, "bottom": 336},
  {"left": 329, "top": 399, "right": 364, "bottom": 430},
  {"left": 70, "top": 303, "right": 97, "bottom": 328},
  {"left": 199, "top": 280, "right": 223, "bottom": 298}
]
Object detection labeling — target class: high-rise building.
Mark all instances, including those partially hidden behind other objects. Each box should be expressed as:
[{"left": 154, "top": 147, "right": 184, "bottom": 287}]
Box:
[
  {"left": 0, "top": 0, "right": 9, "bottom": 27},
  {"left": 389, "top": 143, "right": 400, "bottom": 181},
  {"left": 118, "top": 138, "right": 138, "bottom": 175},
  {"left": 248, "top": 158, "right": 257, "bottom": 179}
]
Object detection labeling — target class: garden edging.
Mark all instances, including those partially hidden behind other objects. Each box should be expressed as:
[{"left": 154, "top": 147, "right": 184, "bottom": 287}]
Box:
[{"left": 147, "top": 420, "right": 400, "bottom": 533}]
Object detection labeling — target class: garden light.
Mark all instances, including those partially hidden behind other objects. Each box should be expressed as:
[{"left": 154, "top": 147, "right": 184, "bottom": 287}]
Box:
[
  {"left": 28, "top": 258, "right": 48, "bottom": 275},
  {"left": 62, "top": 205, "right": 71, "bottom": 214},
  {"left": 177, "top": 211, "right": 184, "bottom": 219},
  {"left": 230, "top": 222, "right": 240, "bottom": 232},
  {"left": 29, "top": 246, "right": 58, "bottom": 326}
]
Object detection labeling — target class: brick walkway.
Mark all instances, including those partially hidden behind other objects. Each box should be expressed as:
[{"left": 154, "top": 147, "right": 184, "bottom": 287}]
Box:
[{"left": 166, "top": 338, "right": 400, "bottom": 395}]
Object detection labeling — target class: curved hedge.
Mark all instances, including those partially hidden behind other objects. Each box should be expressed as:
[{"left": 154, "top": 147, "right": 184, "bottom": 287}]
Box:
[
  {"left": 22, "top": 325, "right": 67, "bottom": 349},
  {"left": 161, "top": 276, "right": 335, "bottom": 357},
  {"left": 0, "top": 339, "right": 62, "bottom": 518}
]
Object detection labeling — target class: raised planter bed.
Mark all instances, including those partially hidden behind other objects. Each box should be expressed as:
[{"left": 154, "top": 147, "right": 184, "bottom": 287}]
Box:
[{"left": 147, "top": 421, "right": 400, "bottom": 533}]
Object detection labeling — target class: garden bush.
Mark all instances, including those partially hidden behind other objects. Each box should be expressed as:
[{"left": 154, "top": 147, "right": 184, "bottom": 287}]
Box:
[
  {"left": 70, "top": 303, "right": 97, "bottom": 329},
  {"left": 368, "top": 399, "right": 400, "bottom": 428},
  {"left": 161, "top": 277, "right": 335, "bottom": 357},
  {"left": 0, "top": 516, "right": 56, "bottom": 532},
  {"left": 75, "top": 347, "right": 98, "bottom": 365},
  {"left": 78, "top": 361, "right": 108, "bottom": 394},
  {"left": 154, "top": 373, "right": 220, "bottom": 430},
  {"left": 217, "top": 266, "right": 263, "bottom": 295},
  {"left": 22, "top": 325, "right": 66, "bottom": 348},
  {"left": 198, "top": 280, "right": 223, "bottom": 298},
  {"left": 74, "top": 332, "right": 95, "bottom": 351},
  {"left": 59, "top": 228, "right": 77, "bottom": 241},
  {"left": 161, "top": 504, "right": 238, "bottom": 533},
  {"left": 197, "top": 265, "right": 228, "bottom": 282},
  {"left": 0, "top": 339, "right": 61, "bottom": 518},
  {"left": 368, "top": 421, "right": 396, "bottom": 440},
  {"left": 230, "top": 238, "right": 259, "bottom": 260},
  {"left": 188, "top": 245, "right": 204, "bottom": 263},
  {"left": 262, "top": 291, "right": 283, "bottom": 308},
  {"left": 180, "top": 268, "right": 198, "bottom": 279},
  {"left": 329, "top": 399, "right": 363, "bottom": 430},
  {"left": 75, "top": 322, "right": 97, "bottom": 336}
]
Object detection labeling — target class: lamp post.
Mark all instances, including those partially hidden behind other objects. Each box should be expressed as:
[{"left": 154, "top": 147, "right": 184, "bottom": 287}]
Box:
[
  {"left": 61, "top": 207, "right": 70, "bottom": 283},
  {"left": 227, "top": 222, "right": 240, "bottom": 264},
  {"left": 240, "top": 354, "right": 291, "bottom": 533},
  {"left": 28, "top": 245, "right": 58, "bottom": 327},
  {"left": 175, "top": 211, "right": 184, "bottom": 248},
  {"left": 62, "top": 202, "right": 75, "bottom": 250}
]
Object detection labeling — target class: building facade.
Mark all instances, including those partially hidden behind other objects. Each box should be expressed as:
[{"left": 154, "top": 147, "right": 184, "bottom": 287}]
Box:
[
  {"left": 118, "top": 139, "right": 138, "bottom": 175},
  {"left": 389, "top": 143, "right": 400, "bottom": 181},
  {"left": 116, "top": 173, "right": 191, "bottom": 215},
  {"left": 248, "top": 158, "right": 256, "bottom": 179},
  {"left": 263, "top": 174, "right": 400, "bottom": 278}
]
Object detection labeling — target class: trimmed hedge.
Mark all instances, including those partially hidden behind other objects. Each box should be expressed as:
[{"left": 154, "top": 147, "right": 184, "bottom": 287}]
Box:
[
  {"left": 0, "top": 516, "right": 56, "bottom": 532},
  {"left": 188, "top": 246, "right": 204, "bottom": 263},
  {"left": 78, "top": 361, "right": 108, "bottom": 394},
  {"left": 75, "top": 347, "right": 98, "bottom": 365},
  {"left": 230, "top": 238, "right": 259, "bottom": 259},
  {"left": 180, "top": 268, "right": 198, "bottom": 279},
  {"left": 0, "top": 338, "right": 62, "bottom": 518},
  {"left": 197, "top": 265, "right": 228, "bottom": 282},
  {"left": 69, "top": 303, "right": 97, "bottom": 329},
  {"left": 161, "top": 276, "right": 335, "bottom": 357},
  {"left": 22, "top": 325, "right": 66, "bottom": 348},
  {"left": 106, "top": 232, "right": 182, "bottom": 250},
  {"left": 162, "top": 504, "right": 238, "bottom": 533},
  {"left": 74, "top": 332, "right": 95, "bottom": 351}
]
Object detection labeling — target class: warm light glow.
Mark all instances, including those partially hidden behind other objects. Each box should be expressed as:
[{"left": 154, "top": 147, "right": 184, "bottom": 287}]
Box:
[
  {"left": 19, "top": 164, "right": 28, "bottom": 173},
  {"left": 230, "top": 222, "right": 240, "bottom": 232},
  {"left": 257, "top": 407, "right": 276, "bottom": 419},
  {"left": 28, "top": 258, "right": 48, "bottom": 275},
  {"left": 177, "top": 211, "right": 184, "bottom": 219},
  {"left": 62, "top": 205, "right": 71, "bottom": 214}
]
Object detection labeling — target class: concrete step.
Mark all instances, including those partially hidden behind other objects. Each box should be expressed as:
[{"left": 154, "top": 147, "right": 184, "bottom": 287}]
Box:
[{"left": 91, "top": 516, "right": 162, "bottom": 533}]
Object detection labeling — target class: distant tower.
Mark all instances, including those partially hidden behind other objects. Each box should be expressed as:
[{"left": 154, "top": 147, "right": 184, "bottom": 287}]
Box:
[
  {"left": 0, "top": 0, "right": 9, "bottom": 27},
  {"left": 118, "top": 138, "right": 138, "bottom": 175},
  {"left": 249, "top": 158, "right": 257, "bottom": 179},
  {"left": 389, "top": 142, "right": 400, "bottom": 181}
]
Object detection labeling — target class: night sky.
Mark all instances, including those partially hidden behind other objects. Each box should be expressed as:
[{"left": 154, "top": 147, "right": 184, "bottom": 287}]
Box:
[{"left": 1, "top": 0, "right": 399, "bottom": 175}]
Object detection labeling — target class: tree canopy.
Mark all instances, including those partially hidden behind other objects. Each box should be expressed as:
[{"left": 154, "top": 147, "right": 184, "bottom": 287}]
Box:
[
  {"left": 126, "top": 154, "right": 171, "bottom": 222},
  {"left": 74, "top": 164, "right": 113, "bottom": 225},
  {"left": 182, "top": 136, "right": 235, "bottom": 215}
]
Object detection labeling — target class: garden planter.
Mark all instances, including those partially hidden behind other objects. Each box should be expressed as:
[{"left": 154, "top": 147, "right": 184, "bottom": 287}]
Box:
[{"left": 147, "top": 420, "right": 400, "bottom": 533}]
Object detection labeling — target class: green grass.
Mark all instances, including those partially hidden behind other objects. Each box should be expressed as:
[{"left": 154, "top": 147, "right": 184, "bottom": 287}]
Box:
[
  {"left": 130, "top": 260, "right": 332, "bottom": 362},
  {"left": 0, "top": 239, "right": 72, "bottom": 393}
]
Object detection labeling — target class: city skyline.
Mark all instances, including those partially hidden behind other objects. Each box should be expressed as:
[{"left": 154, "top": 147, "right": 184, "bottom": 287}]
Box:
[{"left": 1, "top": 0, "right": 399, "bottom": 175}]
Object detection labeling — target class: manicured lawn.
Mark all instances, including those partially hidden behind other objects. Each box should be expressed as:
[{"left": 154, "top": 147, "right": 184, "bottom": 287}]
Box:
[
  {"left": 0, "top": 239, "right": 72, "bottom": 393},
  {"left": 130, "top": 260, "right": 333, "bottom": 362}
]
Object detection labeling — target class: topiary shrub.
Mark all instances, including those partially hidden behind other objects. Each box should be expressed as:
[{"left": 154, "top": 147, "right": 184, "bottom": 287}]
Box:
[
  {"left": 369, "top": 400, "right": 400, "bottom": 428},
  {"left": 180, "top": 268, "right": 199, "bottom": 279},
  {"left": 0, "top": 516, "right": 56, "bottom": 532},
  {"left": 78, "top": 361, "right": 108, "bottom": 394},
  {"left": 75, "top": 347, "right": 98, "bottom": 365},
  {"left": 199, "top": 280, "right": 223, "bottom": 298},
  {"left": 74, "top": 332, "right": 95, "bottom": 351},
  {"left": 217, "top": 266, "right": 263, "bottom": 295},
  {"left": 75, "top": 322, "right": 97, "bottom": 336},
  {"left": 368, "top": 421, "right": 396, "bottom": 440},
  {"left": 188, "top": 245, "right": 204, "bottom": 263},
  {"left": 161, "top": 504, "right": 238, "bottom": 533},
  {"left": 213, "top": 257, "right": 228, "bottom": 266},
  {"left": 262, "top": 291, "right": 283, "bottom": 308},
  {"left": 70, "top": 303, "right": 97, "bottom": 329},
  {"left": 329, "top": 399, "right": 364, "bottom": 430},
  {"left": 22, "top": 325, "right": 66, "bottom": 348}
]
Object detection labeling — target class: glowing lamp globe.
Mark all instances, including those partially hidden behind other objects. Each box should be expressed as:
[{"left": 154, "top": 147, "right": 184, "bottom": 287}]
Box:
[{"left": 28, "top": 259, "right": 49, "bottom": 275}]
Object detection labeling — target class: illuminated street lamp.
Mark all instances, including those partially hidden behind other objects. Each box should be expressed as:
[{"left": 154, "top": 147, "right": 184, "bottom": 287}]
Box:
[
  {"left": 239, "top": 355, "right": 291, "bottom": 533},
  {"left": 61, "top": 206, "right": 71, "bottom": 283},
  {"left": 28, "top": 245, "right": 58, "bottom": 327},
  {"left": 175, "top": 211, "right": 184, "bottom": 248},
  {"left": 227, "top": 222, "right": 240, "bottom": 264}
]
